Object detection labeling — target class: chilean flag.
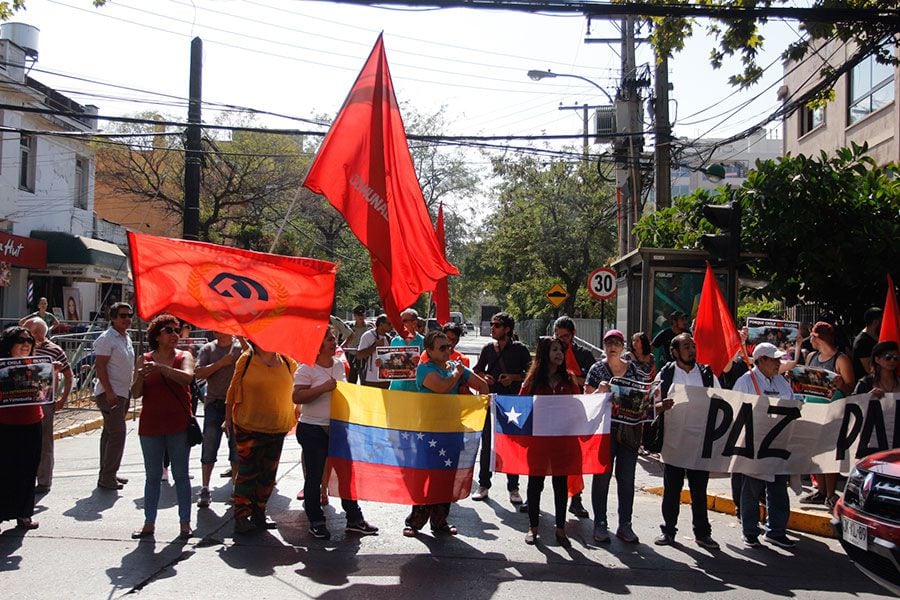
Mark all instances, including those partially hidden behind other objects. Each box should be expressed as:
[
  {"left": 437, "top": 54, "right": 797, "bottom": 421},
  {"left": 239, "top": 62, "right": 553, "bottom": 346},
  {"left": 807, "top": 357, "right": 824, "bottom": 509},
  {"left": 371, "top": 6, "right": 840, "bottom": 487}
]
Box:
[{"left": 491, "top": 394, "right": 612, "bottom": 476}]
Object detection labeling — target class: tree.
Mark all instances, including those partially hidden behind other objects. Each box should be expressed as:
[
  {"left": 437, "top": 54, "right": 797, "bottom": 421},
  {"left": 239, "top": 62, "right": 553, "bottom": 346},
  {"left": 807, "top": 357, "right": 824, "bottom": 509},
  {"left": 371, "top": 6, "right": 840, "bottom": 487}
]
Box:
[
  {"left": 634, "top": 143, "right": 900, "bottom": 329},
  {"left": 474, "top": 153, "right": 617, "bottom": 319},
  {"left": 643, "top": 0, "right": 899, "bottom": 95}
]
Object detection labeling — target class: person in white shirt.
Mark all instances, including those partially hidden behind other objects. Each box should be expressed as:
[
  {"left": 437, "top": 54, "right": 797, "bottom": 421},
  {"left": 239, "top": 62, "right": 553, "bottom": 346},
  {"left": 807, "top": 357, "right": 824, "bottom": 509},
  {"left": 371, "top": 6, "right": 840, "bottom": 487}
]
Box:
[
  {"left": 732, "top": 342, "right": 796, "bottom": 549},
  {"left": 293, "top": 328, "right": 378, "bottom": 540},
  {"left": 354, "top": 314, "right": 392, "bottom": 389},
  {"left": 92, "top": 302, "right": 136, "bottom": 490}
]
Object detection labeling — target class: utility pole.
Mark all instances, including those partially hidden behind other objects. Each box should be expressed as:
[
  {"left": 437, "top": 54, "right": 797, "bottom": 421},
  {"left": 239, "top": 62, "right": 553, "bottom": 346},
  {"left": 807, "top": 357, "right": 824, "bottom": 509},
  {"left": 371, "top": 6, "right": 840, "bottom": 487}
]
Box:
[
  {"left": 558, "top": 103, "right": 603, "bottom": 160},
  {"left": 183, "top": 37, "right": 202, "bottom": 241},
  {"left": 654, "top": 51, "right": 672, "bottom": 210},
  {"left": 615, "top": 15, "right": 643, "bottom": 255}
]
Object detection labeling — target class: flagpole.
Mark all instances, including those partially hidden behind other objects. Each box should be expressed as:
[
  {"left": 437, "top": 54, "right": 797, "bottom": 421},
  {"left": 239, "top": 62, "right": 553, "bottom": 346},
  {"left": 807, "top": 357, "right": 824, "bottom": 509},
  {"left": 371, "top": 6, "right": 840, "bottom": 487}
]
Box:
[{"left": 269, "top": 184, "right": 303, "bottom": 253}]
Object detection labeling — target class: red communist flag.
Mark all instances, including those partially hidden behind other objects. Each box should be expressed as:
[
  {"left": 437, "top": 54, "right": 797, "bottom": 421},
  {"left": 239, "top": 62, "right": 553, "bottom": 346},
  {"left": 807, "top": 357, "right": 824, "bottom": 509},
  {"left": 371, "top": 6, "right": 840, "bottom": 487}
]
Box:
[
  {"left": 302, "top": 34, "right": 458, "bottom": 329},
  {"left": 432, "top": 203, "right": 451, "bottom": 325},
  {"left": 694, "top": 262, "right": 741, "bottom": 375},
  {"left": 128, "top": 231, "right": 336, "bottom": 366},
  {"left": 880, "top": 273, "right": 900, "bottom": 344}
]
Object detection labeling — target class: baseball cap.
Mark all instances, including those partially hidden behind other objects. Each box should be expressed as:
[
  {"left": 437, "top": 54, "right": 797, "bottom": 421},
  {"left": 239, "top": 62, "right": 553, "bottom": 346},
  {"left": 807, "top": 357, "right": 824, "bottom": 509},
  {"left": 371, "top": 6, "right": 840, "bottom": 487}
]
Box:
[
  {"left": 669, "top": 310, "right": 687, "bottom": 320},
  {"left": 752, "top": 342, "right": 786, "bottom": 362},
  {"left": 603, "top": 329, "right": 625, "bottom": 343},
  {"left": 352, "top": 304, "right": 366, "bottom": 315}
]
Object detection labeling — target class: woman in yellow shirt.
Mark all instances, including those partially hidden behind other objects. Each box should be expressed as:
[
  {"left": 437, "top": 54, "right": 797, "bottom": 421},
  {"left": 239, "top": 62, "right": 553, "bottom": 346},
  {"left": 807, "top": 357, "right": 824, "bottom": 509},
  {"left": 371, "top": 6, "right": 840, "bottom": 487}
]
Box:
[{"left": 225, "top": 341, "right": 297, "bottom": 534}]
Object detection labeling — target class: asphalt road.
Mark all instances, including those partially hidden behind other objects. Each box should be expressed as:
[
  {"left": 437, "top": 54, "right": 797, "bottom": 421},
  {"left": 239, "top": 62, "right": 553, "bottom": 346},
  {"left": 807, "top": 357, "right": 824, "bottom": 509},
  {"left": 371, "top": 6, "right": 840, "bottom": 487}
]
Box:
[{"left": 1, "top": 341, "right": 892, "bottom": 600}]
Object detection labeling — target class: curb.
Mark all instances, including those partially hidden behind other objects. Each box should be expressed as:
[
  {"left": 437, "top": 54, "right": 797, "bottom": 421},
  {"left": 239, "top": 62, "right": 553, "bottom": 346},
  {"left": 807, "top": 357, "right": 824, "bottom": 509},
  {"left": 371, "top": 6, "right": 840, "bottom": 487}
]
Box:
[
  {"left": 54, "top": 412, "right": 137, "bottom": 441},
  {"left": 643, "top": 486, "right": 834, "bottom": 538}
]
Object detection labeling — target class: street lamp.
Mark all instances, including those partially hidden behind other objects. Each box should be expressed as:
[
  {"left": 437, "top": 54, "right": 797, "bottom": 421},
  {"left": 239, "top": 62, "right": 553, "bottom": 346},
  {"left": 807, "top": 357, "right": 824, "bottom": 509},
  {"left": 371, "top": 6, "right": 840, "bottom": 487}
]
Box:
[
  {"left": 526, "top": 69, "right": 615, "bottom": 104},
  {"left": 700, "top": 163, "right": 726, "bottom": 183}
]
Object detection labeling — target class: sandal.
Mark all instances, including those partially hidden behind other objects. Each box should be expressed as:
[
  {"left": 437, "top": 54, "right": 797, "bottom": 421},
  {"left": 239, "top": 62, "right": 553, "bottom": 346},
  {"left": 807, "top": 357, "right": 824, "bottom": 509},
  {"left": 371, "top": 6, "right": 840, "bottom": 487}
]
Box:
[
  {"left": 432, "top": 523, "right": 458, "bottom": 535},
  {"left": 16, "top": 518, "right": 39, "bottom": 530},
  {"left": 402, "top": 526, "right": 418, "bottom": 537},
  {"left": 131, "top": 527, "right": 155, "bottom": 539}
]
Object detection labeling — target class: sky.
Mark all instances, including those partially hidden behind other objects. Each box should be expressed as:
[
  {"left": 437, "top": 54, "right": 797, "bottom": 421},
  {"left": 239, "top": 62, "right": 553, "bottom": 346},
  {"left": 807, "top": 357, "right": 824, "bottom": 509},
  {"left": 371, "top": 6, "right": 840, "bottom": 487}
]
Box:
[{"left": 9, "top": 0, "right": 799, "bottom": 217}]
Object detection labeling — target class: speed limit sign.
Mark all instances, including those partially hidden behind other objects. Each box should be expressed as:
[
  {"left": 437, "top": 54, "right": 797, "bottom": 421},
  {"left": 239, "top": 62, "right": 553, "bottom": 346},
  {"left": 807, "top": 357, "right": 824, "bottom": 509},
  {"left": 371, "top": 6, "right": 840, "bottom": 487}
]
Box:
[{"left": 588, "top": 267, "right": 617, "bottom": 300}]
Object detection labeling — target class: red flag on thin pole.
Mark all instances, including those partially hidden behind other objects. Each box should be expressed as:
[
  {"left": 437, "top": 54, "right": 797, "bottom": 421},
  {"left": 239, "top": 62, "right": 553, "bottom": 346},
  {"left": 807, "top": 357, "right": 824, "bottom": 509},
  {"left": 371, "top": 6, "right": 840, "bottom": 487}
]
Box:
[
  {"left": 302, "top": 34, "right": 458, "bottom": 329},
  {"left": 127, "top": 231, "right": 336, "bottom": 366},
  {"left": 433, "top": 203, "right": 451, "bottom": 325},
  {"left": 880, "top": 273, "right": 900, "bottom": 344},
  {"left": 694, "top": 262, "right": 742, "bottom": 375},
  {"left": 565, "top": 343, "right": 582, "bottom": 378}
]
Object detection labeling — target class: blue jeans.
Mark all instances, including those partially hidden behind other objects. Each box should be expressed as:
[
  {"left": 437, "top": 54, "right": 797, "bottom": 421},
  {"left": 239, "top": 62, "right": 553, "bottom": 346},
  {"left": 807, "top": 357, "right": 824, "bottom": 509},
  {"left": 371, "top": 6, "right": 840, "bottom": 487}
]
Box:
[
  {"left": 296, "top": 422, "right": 363, "bottom": 527},
  {"left": 591, "top": 434, "right": 638, "bottom": 528},
  {"left": 201, "top": 400, "right": 236, "bottom": 465},
  {"left": 140, "top": 431, "right": 191, "bottom": 525},
  {"left": 741, "top": 474, "right": 789, "bottom": 537}
]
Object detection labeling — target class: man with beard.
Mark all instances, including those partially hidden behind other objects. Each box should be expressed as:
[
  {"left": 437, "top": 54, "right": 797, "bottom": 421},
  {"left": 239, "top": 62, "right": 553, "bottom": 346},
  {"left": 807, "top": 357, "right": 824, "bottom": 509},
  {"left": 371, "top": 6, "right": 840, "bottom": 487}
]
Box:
[{"left": 653, "top": 333, "right": 720, "bottom": 549}]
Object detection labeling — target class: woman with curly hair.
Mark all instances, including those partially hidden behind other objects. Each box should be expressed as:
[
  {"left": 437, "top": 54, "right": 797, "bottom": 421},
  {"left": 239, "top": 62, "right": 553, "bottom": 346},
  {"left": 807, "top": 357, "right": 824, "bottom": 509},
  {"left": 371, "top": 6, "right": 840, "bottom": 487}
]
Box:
[
  {"left": 130, "top": 314, "right": 195, "bottom": 540},
  {"left": 0, "top": 326, "right": 41, "bottom": 530}
]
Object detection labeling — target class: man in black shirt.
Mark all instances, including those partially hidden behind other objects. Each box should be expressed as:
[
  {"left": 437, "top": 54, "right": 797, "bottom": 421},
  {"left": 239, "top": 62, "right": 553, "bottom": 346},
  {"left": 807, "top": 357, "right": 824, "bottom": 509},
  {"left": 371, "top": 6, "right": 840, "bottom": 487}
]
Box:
[
  {"left": 472, "top": 312, "right": 531, "bottom": 505},
  {"left": 852, "top": 307, "right": 882, "bottom": 380},
  {"left": 651, "top": 311, "right": 690, "bottom": 368}
]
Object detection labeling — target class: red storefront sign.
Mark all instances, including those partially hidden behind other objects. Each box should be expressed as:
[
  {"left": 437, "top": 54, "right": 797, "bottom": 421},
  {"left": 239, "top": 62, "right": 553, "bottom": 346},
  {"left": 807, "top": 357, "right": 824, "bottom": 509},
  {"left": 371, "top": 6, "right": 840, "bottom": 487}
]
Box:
[{"left": 0, "top": 232, "right": 47, "bottom": 269}]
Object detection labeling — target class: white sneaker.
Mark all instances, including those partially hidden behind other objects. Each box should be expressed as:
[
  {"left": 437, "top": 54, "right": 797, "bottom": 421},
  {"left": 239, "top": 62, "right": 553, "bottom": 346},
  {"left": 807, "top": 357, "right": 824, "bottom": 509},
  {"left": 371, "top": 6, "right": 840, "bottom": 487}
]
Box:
[{"left": 471, "top": 486, "right": 489, "bottom": 501}]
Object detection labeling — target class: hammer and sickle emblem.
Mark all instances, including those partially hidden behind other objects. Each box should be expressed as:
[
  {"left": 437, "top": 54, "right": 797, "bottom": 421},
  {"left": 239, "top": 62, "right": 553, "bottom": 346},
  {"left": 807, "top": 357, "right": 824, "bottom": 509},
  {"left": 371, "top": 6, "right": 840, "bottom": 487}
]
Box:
[{"left": 208, "top": 272, "right": 269, "bottom": 302}]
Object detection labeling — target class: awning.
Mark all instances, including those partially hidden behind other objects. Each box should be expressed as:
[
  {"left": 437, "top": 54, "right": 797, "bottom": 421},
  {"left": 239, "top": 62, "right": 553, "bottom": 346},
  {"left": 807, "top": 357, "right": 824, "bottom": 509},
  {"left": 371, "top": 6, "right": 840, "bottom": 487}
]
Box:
[
  {"left": 0, "top": 231, "right": 47, "bottom": 268},
  {"left": 28, "top": 230, "right": 130, "bottom": 284}
]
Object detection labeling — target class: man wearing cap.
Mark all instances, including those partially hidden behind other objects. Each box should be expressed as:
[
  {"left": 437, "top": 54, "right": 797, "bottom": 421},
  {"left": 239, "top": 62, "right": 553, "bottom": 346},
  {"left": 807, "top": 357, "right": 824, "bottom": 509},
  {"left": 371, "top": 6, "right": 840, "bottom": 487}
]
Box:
[
  {"left": 732, "top": 342, "right": 796, "bottom": 549},
  {"left": 651, "top": 311, "right": 690, "bottom": 368},
  {"left": 653, "top": 332, "right": 720, "bottom": 549},
  {"left": 343, "top": 305, "right": 371, "bottom": 384}
]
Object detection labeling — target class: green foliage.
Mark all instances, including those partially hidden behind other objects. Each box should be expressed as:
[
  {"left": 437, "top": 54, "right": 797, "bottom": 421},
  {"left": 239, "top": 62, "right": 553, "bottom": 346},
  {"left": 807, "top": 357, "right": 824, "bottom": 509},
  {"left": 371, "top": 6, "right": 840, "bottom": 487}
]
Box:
[
  {"left": 635, "top": 144, "right": 900, "bottom": 328},
  {"left": 737, "top": 297, "right": 782, "bottom": 323},
  {"left": 470, "top": 154, "right": 618, "bottom": 320}
]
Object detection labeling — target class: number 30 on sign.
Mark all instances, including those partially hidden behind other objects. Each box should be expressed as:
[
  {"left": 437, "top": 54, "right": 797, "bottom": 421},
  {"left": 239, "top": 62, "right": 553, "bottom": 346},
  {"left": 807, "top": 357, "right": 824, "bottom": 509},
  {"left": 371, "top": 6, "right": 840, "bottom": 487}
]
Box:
[{"left": 588, "top": 267, "right": 616, "bottom": 300}]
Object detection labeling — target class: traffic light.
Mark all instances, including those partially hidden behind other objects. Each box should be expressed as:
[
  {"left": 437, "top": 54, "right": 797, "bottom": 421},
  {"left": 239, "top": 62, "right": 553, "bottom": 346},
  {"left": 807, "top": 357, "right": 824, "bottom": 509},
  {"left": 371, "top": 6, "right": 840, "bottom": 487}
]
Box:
[{"left": 700, "top": 202, "right": 741, "bottom": 265}]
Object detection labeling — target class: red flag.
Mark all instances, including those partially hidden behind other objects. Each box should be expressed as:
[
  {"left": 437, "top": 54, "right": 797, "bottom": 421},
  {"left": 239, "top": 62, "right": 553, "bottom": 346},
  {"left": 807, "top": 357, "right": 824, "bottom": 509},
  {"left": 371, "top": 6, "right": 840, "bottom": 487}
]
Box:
[
  {"left": 128, "top": 231, "right": 336, "bottom": 366},
  {"left": 303, "top": 34, "right": 458, "bottom": 330},
  {"left": 694, "top": 262, "right": 741, "bottom": 375},
  {"left": 565, "top": 343, "right": 582, "bottom": 378},
  {"left": 880, "top": 273, "right": 900, "bottom": 344},
  {"left": 433, "top": 203, "right": 451, "bottom": 325}
]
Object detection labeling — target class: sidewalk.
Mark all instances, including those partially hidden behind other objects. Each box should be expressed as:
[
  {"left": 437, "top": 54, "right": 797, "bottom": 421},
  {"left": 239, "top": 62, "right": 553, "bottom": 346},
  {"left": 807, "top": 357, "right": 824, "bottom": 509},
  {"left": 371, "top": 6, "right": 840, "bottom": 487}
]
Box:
[{"left": 51, "top": 404, "right": 837, "bottom": 539}]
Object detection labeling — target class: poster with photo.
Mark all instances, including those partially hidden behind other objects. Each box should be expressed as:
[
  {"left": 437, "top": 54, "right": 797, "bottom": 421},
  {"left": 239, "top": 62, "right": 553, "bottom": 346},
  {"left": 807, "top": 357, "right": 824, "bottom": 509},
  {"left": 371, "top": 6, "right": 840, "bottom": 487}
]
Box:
[
  {"left": 746, "top": 317, "right": 799, "bottom": 353},
  {"left": 62, "top": 286, "right": 82, "bottom": 321},
  {"left": 787, "top": 365, "right": 840, "bottom": 403},
  {"left": 375, "top": 346, "right": 421, "bottom": 381},
  {"left": 0, "top": 356, "right": 54, "bottom": 408},
  {"left": 608, "top": 377, "right": 658, "bottom": 425},
  {"left": 177, "top": 337, "right": 211, "bottom": 353}
]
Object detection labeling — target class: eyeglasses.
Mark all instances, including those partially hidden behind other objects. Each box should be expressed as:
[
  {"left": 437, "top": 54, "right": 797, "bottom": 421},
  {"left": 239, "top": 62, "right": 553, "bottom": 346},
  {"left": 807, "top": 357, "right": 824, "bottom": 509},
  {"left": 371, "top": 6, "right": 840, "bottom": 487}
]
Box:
[
  {"left": 117, "top": 313, "right": 134, "bottom": 319},
  {"left": 436, "top": 344, "right": 451, "bottom": 352},
  {"left": 882, "top": 353, "right": 899, "bottom": 361},
  {"left": 160, "top": 326, "right": 179, "bottom": 335}
]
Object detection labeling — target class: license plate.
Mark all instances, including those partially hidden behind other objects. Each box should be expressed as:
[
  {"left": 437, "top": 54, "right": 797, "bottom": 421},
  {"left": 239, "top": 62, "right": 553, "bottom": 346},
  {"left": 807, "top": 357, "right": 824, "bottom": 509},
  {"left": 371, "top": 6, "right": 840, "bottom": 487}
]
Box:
[{"left": 842, "top": 516, "right": 868, "bottom": 551}]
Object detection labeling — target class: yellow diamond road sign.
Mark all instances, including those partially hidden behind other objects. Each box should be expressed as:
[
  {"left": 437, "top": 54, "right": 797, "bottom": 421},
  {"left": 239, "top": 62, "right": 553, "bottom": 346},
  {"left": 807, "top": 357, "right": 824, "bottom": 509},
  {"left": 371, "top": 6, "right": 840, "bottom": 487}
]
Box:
[{"left": 546, "top": 283, "right": 568, "bottom": 307}]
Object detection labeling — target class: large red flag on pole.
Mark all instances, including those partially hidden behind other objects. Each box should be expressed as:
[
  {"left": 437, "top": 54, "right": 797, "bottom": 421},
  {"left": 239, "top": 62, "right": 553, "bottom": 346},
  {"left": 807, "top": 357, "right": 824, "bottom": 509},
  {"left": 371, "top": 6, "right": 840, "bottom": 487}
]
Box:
[
  {"left": 302, "top": 34, "right": 458, "bottom": 328},
  {"left": 880, "top": 273, "right": 900, "bottom": 344},
  {"left": 694, "top": 262, "right": 742, "bottom": 375},
  {"left": 433, "top": 203, "right": 451, "bottom": 325},
  {"left": 128, "top": 231, "right": 336, "bottom": 366}
]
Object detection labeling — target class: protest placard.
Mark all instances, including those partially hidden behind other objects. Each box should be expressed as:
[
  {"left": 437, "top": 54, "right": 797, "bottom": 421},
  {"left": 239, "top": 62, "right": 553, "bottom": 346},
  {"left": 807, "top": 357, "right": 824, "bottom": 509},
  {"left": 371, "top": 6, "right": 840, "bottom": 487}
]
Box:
[
  {"left": 375, "top": 346, "right": 421, "bottom": 381},
  {"left": 0, "top": 355, "right": 54, "bottom": 408},
  {"left": 787, "top": 365, "right": 841, "bottom": 403},
  {"left": 608, "top": 377, "right": 657, "bottom": 425},
  {"left": 660, "top": 385, "right": 896, "bottom": 475},
  {"left": 177, "top": 337, "right": 210, "bottom": 352},
  {"left": 746, "top": 317, "right": 799, "bottom": 353}
]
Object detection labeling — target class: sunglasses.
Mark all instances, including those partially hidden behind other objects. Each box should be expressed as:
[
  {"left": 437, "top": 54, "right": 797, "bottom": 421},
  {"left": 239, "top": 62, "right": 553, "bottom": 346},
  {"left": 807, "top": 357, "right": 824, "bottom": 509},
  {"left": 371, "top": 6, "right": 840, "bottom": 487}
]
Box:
[
  {"left": 882, "top": 353, "right": 899, "bottom": 361},
  {"left": 160, "top": 326, "right": 179, "bottom": 335},
  {"left": 118, "top": 313, "right": 134, "bottom": 319},
  {"left": 14, "top": 337, "right": 33, "bottom": 344}
]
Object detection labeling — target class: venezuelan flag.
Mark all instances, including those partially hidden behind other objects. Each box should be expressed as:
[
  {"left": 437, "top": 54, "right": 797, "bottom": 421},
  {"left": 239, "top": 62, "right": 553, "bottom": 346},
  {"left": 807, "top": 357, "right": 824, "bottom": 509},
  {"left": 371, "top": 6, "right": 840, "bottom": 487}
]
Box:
[{"left": 328, "top": 382, "right": 489, "bottom": 504}]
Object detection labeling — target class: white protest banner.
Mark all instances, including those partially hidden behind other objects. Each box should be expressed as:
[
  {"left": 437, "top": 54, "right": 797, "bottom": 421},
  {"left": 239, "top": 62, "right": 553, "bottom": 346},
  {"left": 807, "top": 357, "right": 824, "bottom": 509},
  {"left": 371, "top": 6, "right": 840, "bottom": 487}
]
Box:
[
  {"left": 661, "top": 385, "right": 897, "bottom": 475},
  {"left": 0, "top": 355, "right": 54, "bottom": 408}
]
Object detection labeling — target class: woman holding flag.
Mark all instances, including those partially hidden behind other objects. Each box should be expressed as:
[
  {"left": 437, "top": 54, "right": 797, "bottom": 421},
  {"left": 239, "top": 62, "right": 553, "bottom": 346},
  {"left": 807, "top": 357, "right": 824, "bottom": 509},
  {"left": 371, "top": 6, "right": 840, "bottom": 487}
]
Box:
[
  {"left": 520, "top": 336, "right": 580, "bottom": 546},
  {"left": 405, "top": 331, "right": 487, "bottom": 537}
]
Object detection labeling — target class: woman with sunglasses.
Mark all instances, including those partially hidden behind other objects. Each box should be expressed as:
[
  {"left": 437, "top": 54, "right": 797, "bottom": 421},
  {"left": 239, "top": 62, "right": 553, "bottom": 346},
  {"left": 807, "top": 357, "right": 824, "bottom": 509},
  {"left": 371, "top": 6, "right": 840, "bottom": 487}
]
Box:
[
  {"left": 0, "top": 326, "right": 41, "bottom": 530},
  {"left": 130, "top": 314, "right": 196, "bottom": 540},
  {"left": 520, "top": 336, "right": 580, "bottom": 546},
  {"left": 403, "top": 331, "right": 487, "bottom": 537},
  {"left": 854, "top": 341, "right": 899, "bottom": 398}
]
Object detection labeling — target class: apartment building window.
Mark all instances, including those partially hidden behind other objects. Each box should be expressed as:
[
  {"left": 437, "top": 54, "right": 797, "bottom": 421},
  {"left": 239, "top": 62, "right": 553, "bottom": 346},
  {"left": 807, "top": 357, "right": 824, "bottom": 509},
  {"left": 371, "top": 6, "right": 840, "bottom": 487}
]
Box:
[
  {"left": 74, "top": 157, "right": 88, "bottom": 209},
  {"left": 799, "top": 105, "right": 825, "bottom": 136},
  {"left": 849, "top": 54, "right": 894, "bottom": 125},
  {"left": 19, "top": 133, "right": 35, "bottom": 192}
]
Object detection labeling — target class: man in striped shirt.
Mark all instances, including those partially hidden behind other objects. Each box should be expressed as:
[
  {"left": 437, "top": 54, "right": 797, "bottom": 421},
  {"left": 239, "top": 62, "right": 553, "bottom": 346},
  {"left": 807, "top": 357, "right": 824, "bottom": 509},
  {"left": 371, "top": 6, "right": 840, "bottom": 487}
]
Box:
[{"left": 23, "top": 317, "right": 73, "bottom": 493}]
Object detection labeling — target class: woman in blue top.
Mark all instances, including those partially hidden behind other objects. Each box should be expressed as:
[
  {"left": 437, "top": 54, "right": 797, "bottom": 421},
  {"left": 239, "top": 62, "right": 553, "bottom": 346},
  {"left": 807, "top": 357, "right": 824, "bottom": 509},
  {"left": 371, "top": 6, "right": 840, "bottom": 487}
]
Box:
[{"left": 403, "top": 331, "right": 487, "bottom": 537}]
